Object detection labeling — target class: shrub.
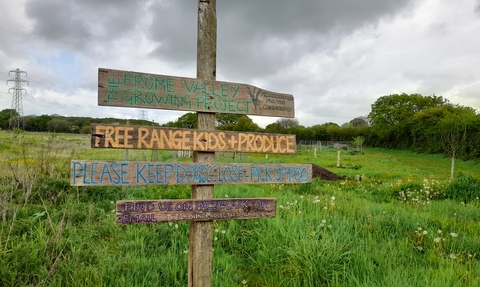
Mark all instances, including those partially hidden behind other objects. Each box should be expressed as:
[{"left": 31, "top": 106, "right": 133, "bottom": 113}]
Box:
[{"left": 443, "top": 173, "right": 480, "bottom": 202}]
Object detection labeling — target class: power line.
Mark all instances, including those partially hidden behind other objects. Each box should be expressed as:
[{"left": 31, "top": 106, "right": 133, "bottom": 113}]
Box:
[{"left": 6, "top": 68, "right": 28, "bottom": 129}]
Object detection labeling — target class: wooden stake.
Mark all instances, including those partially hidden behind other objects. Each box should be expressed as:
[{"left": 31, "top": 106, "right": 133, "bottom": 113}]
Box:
[{"left": 189, "top": 1, "right": 216, "bottom": 286}]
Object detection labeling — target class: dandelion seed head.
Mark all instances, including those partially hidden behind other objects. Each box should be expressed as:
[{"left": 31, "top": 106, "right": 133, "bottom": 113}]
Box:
[{"left": 450, "top": 254, "right": 457, "bottom": 259}]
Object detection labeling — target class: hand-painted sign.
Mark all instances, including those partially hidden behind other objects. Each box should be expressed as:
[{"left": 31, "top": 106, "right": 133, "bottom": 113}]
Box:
[
  {"left": 116, "top": 198, "right": 276, "bottom": 224},
  {"left": 91, "top": 124, "right": 296, "bottom": 154},
  {"left": 98, "top": 68, "right": 295, "bottom": 117},
  {"left": 70, "top": 161, "right": 312, "bottom": 186}
]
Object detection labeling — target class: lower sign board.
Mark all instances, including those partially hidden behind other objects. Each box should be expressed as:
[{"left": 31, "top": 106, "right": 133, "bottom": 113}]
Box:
[
  {"left": 70, "top": 161, "right": 312, "bottom": 186},
  {"left": 117, "top": 198, "right": 276, "bottom": 224}
]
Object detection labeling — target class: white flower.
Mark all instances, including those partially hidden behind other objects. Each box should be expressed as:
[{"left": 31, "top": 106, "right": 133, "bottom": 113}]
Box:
[
  {"left": 183, "top": 250, "right": 188, "bottom": 254},
  {"left": 331, "top": 196, "right": 336, "bottom": 200},
  {"left": 437, "top": 230, "right": 442, "bottom": 234},
  {"left": 215, "top": 229, "right": 219, "bottom": 233},
  {"left": 450, "top": 233, "right": 458, "bottom": 238},
  {"left": 422, "top": 230, "right": 428, "bottom": 235},
  {"left": 225, "top": 194, "right": 229, "bottom": 198},
  {"left": 322, "top": 219, "right": 326, "bottom": 224},
  {"left": 434, "top": 237, "right": 441, "bottom": 243},
  {"left": 221, "top": 230, "right": 226, "bottom": 234},
  {"left": 450, "top": 254, "right": 457, "bottom": 259},
  {"left": 175, "top": 224, "right": 178, "bottom": 229},
  {"left": 300, "top": 195, "right": 304, "bottom": 199},
  {"left": 327, "top": 225, "right": 332, "bottom": 229},
  {"left": 214, "top": 237, "right": 218, "bottom": 241},
  {"left": 242, "top": 280, "right": 247, "bottom": 285}
]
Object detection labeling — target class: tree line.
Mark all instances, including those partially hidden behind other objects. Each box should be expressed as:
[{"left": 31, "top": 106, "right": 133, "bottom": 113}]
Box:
[{"left": 1, "top": 93, "right": 479, "bottom": 159}]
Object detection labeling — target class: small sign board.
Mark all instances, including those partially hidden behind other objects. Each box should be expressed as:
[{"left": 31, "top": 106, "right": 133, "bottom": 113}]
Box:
[
  {"left": 70, "top": 161, "right": 312, "bottom": 186},
  {"left": 91, "top": 124, "right": 296, "bottom": 154},
  {"left": 117, "top": 198, "right": 276, "bottom": 224},
  {"left": 98, "top": 68, "right": 295, "bottom": 117}
]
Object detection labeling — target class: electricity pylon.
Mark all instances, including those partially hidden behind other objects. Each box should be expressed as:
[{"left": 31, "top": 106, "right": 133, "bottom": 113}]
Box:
[{"left": 6, "top": 68, "right": 28, "bottom": 129}]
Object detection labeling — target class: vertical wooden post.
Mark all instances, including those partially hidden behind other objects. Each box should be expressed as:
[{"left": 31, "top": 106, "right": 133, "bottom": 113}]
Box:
[{"left": 189, "top": 1, "right": 216, "bottom": 286}]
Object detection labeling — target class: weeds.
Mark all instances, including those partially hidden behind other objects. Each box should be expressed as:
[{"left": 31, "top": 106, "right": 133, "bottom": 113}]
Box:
[{"left": 1, "top": 132, "right": 480, "bottom": 286}]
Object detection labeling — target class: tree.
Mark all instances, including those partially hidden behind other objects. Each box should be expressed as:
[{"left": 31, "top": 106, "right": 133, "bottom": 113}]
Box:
[
  {"left": 233, "top": 115, "right": 260, "bottom": 132},
  {"left": 368, "top": 93, "right": 448, "bottom": 147},
  {"left": 216, "top": 114, "right": 243, "bottom": 130},
  {"left": 352, "top": 136, "right": 365, "bottom": 151},
  {"left": 349, "top": 116, "right": 369, "bottom": 127},
  {"left": 277, "top": 118, "right": 299, "bottom": 130},
  {"left": 437, "top": 111, "right": 475, "bottom": 180},
  {"left": 165, "top": 112, "right": 197, "bottom": 129},
  {"left": 0, "top": 109, "right": 18, "bottom": 130}
]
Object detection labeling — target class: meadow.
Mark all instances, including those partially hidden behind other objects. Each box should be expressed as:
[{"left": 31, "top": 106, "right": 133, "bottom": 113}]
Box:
[{"left": 0, "top": 131, "right": 479, "bottom": 287}]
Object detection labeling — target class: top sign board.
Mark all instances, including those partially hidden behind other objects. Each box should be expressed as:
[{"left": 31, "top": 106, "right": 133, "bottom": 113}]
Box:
[{"left": 98, "top": 68, "right": 294, "bottom": 118}]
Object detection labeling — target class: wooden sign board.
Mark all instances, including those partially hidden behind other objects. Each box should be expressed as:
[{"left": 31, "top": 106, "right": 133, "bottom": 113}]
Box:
[
  {"left": 91, "top": 124, "right": 296, "bottom": 154},
  {"left": 117, "top": 198, "right": 276, "bottom": 224},
  {"left": 98, "top": 68, "right": 295, "bottom": 118},
  {"left": 70, "top": 161, "right": 312, "bottom": 186}
]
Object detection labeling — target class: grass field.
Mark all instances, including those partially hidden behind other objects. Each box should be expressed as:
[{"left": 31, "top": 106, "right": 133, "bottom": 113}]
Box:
[{"left": 1, "top": 131, "right": 479, "bottom": 286}]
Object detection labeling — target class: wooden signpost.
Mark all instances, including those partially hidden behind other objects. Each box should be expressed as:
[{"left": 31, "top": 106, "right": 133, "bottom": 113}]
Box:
[
  {"left": 70, "top": 1, "right": 312, "bottom": 286},
  {"left": 98, "top": 68, "right": 295, "bottom": 118}
]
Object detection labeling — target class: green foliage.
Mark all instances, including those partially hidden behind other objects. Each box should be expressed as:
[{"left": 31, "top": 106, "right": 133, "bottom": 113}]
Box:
[
  {"left": 443, "top": 173, "right": 480, "bottom": 202},
  {"left": 165, "top": 112, "right": 197, "bottom": 129},
  {"left": 2, "top": 130, "right": 480, "bottom": 286}
]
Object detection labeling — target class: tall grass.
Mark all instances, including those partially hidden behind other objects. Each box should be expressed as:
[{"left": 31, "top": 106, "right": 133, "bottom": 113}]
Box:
[{"left": 0, "top": 131, "right": 479, "bottom": 286}]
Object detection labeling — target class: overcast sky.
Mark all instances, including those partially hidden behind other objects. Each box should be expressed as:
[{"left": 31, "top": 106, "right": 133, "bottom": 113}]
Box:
[{"left": 1, "top": 0, "right": 480, "bottom": 128}]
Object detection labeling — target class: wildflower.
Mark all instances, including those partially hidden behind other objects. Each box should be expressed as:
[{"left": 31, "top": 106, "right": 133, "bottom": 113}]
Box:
[
  {"left": 450, "top": 254, "right": 457, "bottom": 259},
  {"left": 279, "top": 205, "right": 284, "bottom": 209},
  {"left": 175, "top": 224, "right": 178, "bottom": 229},
  {"left": 434, "top": 237, "right": 441, "bottom": 243},
  {"left": 450, "top": 232, "right": 458, "bottom": 237},
  {"left": 327, "top": 225, "right": 332, "bottom": 229},
  {"left": 169, "top": 222, "right": 173, "bottom": 226},
  {"left": 214, "top": 237, "right": 218, "bottom": 241},
  {"left": 221, "top": 230, "right": 226, "bottom": 234},
  {"left": 331, "top": 196, "right": 336, "bottom": 200},
  {"left": 438, "top": 230, "right": 442, "bottom": 234},
  {"left": 300, "top": 195, "right": 304, "bottom": 199},
  {"left": 242, "top": 280, "right": 247, "bottom": 285},
  {"left": 215, "top": 229, "right": 219, "bottom": 233},
  {"left": 183, "top": 250, "right": 188, "bottom": 254},
  {"left": 422, "top": 230, "right": 428, "bottom": 235},
  {"left": 417, "top": 246, "right": 423, "bottom": 251},
  {"left": 225, "top": 194, "right": 229, "bottom": 198},
  {"left": 313, "top": 200, "right": 320, "bottom": 203},
  {"left": 309, "top": 232, "right": 315, "bottom": 237},
  {"left": 322, "top": 219, "right": 327, "bottom": 224}
]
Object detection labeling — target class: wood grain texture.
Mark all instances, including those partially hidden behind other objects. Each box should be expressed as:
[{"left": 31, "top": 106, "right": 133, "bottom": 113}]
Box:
[
  {"left": 116, "top": 198, "right": 276, "bottom": 224},
  {"left": 90, "top": 124, "right": 297, "bottom": 154},
  {"left": 70, "top": 161, "right": 312, "bottom": 186},
  {"left": 98, "top": 68, "right": 295, "bottom": 118}
]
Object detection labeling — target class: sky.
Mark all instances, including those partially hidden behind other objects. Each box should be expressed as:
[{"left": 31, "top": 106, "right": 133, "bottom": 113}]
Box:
[{"left": 1, "top": 0, "right": 480, "bottom": 128}]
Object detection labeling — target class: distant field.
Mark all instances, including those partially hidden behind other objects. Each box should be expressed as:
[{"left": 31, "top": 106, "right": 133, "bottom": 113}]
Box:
[{"left": 1, "top": 131, "right": 479, "bottom": 286}]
